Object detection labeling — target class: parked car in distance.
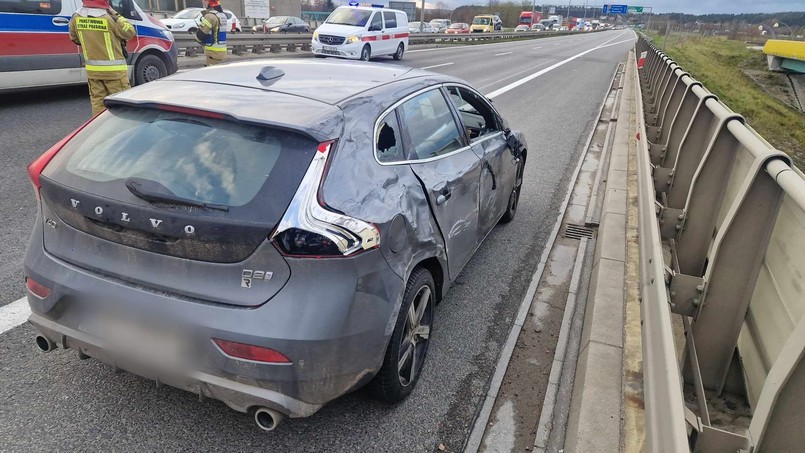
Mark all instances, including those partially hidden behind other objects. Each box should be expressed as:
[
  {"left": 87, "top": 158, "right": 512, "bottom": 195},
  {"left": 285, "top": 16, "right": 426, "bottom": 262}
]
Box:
[
  {"left": 531, "top": 23, "right": 545, "bottom": 31},
  {"left": 429, "top": 18, "right": 451, "bottom": 32},
  {"left": 445, "top": 23, "right": 470, "bottom": 34},
  {"left": 408, "top": 21, "right": 437, "bottom": 33},
  {"left": 24, "top": 59, "right": 527, "bottom": 431},
  {"left": 514, "top": 24, "right": 530, "bottom": 32},
  {"left": 253, "top": 16, "right": 310, "bottom": 33},
  {"left": 312, "top": 5, "right": 409, "bottom": 61},
  {"left": 162, "top": 7, "right": 242, "bottom": 33}
]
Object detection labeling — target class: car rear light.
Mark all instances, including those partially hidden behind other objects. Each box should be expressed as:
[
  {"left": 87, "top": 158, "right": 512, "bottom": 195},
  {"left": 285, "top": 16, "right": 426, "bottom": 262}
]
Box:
[
  {"left": 213, "top": 338, "right": 291, "bottom": 364},
  {"left": 26, "top": 277, "right": 51, "bottom": 299},
  {"left": 27, "top": 118, "right": 93, "bottom": 196},
  {"left": 271, "top": 140, "right": 380, "bottom": 258}
]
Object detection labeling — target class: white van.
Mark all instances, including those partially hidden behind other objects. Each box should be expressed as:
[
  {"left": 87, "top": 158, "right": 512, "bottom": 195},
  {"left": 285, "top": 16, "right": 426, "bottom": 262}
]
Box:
[{"left": 311, "top": 5, "right": 409, "bottom": 61}]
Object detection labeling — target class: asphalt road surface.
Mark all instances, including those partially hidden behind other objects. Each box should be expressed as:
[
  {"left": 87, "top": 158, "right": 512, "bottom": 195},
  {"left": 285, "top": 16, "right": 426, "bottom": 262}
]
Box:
[{"left": 0, "top": 30, "right": 635, "bottom": 451}]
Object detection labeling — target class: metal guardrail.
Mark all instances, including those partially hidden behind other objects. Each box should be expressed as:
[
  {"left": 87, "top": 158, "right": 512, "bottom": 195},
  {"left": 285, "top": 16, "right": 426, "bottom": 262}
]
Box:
[
  {"left": 635, "top": 34, "right": 805, "bottom": 452},
  {"left": 172, "top": 30, "right": 585, "bottom": 56}
]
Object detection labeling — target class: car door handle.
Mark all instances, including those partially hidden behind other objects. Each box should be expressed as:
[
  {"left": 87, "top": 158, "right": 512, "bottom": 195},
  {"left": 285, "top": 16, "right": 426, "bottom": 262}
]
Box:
[
  {"left": 52, "top": 17, "right": 69, "bottom": 26},
  {"left": 436, "top": 188, "right": 452, "bottom": 205}
]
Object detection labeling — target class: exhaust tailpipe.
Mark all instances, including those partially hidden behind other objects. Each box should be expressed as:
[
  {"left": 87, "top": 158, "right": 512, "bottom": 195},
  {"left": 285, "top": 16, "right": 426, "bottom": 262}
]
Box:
[
  {"left": 35, "top": 335, "right": 56, "bottom": 353},
  {"left": 254, "top": 407, "right": 284, "bottom": 431}
]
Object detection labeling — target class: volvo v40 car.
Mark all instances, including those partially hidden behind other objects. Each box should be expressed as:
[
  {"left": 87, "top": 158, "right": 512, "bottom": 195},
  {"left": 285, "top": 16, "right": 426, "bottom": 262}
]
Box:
[{"left": 24, "top": 60, "right": 527, "bottom": 430}]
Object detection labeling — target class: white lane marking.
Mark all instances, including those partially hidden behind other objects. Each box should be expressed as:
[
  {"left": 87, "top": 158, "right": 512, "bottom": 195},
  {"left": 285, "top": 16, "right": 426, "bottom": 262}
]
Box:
[
  {"left": 478, "top": 59, "right": 555, "bottom": 90},
  {"left": 0, "top": 297, "right": 30, "bottom": 335},
  {"left": 494, "top": 51, "right": 512, "bottom": 56},
  {"left": 533, "top": 46, "right": 542, "bottom": 49},
  {"left": 486, "top": 31, "right": 630, "bottom": 99},
  {"left": 420, "top": 62, "right": 454, "bottom": 70},
  {"left": 596, "top": 38, "right": 636, "bottom": 49}
]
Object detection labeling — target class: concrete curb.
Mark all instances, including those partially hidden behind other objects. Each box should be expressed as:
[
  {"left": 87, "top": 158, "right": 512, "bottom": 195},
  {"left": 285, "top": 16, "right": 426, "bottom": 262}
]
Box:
[{"left": 564, "top": 50, "right": 637, "bottom": 453}]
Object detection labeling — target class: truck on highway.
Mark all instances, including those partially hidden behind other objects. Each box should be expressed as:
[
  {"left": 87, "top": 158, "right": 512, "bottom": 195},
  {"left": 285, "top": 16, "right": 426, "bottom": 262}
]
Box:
[
  {"left": 539, "top": 15, "right": 562, "bottom": 30},
  {"left": 0, "top": 0, "right": 178, "bottom": 92},
  {"left": 518, "top": 11, "right": 543, "bottom": 28}
]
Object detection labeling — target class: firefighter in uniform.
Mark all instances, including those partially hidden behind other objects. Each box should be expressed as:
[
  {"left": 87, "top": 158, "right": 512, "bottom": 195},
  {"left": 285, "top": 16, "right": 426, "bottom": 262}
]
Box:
[
  {"left": 196, "top": 0, "right": 227, "bottom": 66},
  {"left": 68, "top": 0, "right": 136, "bottom": 116}
]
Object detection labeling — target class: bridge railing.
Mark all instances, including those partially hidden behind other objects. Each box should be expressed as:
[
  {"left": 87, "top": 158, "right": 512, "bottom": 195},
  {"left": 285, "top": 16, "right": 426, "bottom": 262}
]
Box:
[{"left": 634, "top": 34, "right": 805, "bottom": 452}]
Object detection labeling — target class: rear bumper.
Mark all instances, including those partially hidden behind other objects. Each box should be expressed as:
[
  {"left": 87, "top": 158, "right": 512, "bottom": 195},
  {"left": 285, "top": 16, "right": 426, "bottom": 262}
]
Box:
[
  {"left": 24, "top": 218, "right": 405, "bottom": 418},
  {"left": 30, "top": 312, "right": 321, "bottom": 417}
]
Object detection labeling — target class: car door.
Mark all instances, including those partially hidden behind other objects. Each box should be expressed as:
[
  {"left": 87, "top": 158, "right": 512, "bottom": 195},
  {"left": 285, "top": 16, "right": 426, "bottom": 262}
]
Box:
[
  {"left": 396, "top": 88, "right": 483, "bottom": 279},
  {"left": 382, "top": 11, "right": 398, "bottom": 53},
  {"left": 446, "top": 85, "right": 519, "bottom": 234},
  {"left": 365, "top": 12, "right": 383, "bottom": 53}
]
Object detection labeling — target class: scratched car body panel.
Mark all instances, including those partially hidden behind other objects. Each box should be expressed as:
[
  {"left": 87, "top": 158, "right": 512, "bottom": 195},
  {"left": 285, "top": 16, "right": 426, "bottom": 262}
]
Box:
[{"left": 23, "top": 59, "right": 527, "bottom": 423}]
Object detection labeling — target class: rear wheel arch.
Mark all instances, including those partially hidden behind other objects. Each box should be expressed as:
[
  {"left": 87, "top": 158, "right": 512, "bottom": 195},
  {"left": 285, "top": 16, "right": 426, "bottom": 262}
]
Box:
[{"left": 414, "top": 257, "right": 445, "bottom": 304}]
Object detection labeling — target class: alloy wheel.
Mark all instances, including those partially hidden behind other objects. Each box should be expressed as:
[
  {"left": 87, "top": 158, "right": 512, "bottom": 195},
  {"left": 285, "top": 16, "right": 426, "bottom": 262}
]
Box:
[{"left": 397, "top": 285, "right": 432, "bottom": 386}]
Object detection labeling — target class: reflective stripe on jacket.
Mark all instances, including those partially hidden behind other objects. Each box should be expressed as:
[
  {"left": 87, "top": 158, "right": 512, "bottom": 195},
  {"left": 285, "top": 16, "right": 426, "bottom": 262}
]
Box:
[{"left": 69, "top": 8, "right": 136, "bottom": 80}]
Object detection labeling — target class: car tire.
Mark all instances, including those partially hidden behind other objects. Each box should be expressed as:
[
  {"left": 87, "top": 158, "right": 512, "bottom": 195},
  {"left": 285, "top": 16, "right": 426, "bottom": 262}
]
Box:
[
  {"left": 393, "top": 43, "right": 404, "bottom": 61},
  {"left": 367, "top": 267, "right": 434, "bottom": 403},
  {"left": 134, "top": 54, "right": 167, "bottom": 86},
  {"left": 314, "top": 54, "right": 326, "bottom": 58},
  {"left": 360, "top": 44, "right": 371, "bottom": 61},
  {"left": 500, "top": 162, "right": 523, "bottom": 224}
]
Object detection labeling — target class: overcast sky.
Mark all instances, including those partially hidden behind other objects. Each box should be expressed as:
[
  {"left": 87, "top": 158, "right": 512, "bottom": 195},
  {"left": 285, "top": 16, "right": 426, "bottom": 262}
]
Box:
[{"left": 433, "top": 0, "right": 804, "bottom": 15}]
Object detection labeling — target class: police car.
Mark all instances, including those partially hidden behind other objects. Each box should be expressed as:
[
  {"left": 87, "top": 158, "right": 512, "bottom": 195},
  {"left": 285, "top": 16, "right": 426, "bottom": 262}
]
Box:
[
  {"left": 311, "top": 3, "right": 409, "bottom": 61},
  {"left": 0, "top": 0, "right": 178, "bottom": 92}
]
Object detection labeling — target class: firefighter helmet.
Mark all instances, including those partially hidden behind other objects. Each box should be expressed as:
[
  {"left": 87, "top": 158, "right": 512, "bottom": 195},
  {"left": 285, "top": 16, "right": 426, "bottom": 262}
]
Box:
[{"left": 207, "top": 0, "right": 221, "bottom": 6}]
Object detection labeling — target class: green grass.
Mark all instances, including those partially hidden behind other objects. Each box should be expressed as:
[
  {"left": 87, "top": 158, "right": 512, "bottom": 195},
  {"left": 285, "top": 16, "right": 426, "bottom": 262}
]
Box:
[{"left": 646, "top": 32, "right": 804, "bottom": 170}]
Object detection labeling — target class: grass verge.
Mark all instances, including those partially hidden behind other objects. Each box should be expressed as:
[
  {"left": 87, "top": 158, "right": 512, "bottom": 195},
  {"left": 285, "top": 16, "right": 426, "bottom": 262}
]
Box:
[{"left": 646, "top": 32, "right": 804, "bottom": 170}]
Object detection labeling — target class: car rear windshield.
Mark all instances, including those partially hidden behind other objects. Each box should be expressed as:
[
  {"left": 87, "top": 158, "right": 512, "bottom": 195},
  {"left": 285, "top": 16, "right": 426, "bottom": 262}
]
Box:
[
  {"left": 44, "top": 106, "right": 316, "bottom": 209},
  {"left": 326, "top": 8, "right": 371, "bottom": 27}
]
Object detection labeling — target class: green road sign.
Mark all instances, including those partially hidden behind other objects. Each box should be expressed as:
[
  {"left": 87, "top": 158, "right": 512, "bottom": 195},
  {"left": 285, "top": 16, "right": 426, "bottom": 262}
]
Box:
[{"left": 627, "top": 6, "right": 644, "bottom": 13}]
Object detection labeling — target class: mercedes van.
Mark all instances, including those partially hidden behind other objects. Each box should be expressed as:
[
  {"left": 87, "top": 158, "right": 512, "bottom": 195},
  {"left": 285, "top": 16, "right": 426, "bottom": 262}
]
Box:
[{"left": 311, "top": 5, "right": 409, "bottom": 61}]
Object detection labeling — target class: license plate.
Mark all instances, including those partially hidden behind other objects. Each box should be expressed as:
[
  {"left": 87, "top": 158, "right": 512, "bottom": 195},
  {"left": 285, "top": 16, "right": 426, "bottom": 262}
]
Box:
[{"left": 323, "top": 46, "right": 338, "bottom": 52}]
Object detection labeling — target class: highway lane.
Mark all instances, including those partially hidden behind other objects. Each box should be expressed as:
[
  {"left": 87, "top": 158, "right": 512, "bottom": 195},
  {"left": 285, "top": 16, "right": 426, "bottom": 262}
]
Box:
[{"left": 0, "top": 30, "right": 634, "bottom": 451}]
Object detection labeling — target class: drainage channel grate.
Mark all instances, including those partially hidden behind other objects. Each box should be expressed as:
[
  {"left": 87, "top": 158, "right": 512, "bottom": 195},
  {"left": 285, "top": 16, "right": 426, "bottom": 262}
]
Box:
[{"left": 564, "top": 224, "right": 596, "bottom": 240}]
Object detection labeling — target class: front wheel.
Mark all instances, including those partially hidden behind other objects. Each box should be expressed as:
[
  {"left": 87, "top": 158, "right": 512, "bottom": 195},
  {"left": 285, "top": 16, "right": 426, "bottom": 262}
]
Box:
[
  {"left": 134, "top": 54, "right": 167, "bottom": 86},
  {"left": 359, "top": 44, "right": 371, "bottom": 61},
  {"left": 392, "top": 43, "right": 404, "bottom": 61},
  {"left": 367, "top": 267, "right": 434, "bottom": 402}
]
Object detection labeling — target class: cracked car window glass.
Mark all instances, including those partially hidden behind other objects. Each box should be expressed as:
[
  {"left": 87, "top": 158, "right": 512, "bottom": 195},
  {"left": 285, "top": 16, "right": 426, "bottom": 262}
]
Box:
[
  {"left": 447, "top": 86, "right": 500, "bottom": 142},
  {"left": 400, "top": 89, "right": 463, "bottom": 160},
  {"left": 376, "top": 110, "right": 405, "bottom": 163}
]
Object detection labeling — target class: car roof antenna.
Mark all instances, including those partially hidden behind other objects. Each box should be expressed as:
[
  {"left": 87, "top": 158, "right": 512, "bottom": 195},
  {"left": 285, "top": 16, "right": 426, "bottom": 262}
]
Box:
[{"left": 256, "top": 67, "right": 285, "bottom": 86}]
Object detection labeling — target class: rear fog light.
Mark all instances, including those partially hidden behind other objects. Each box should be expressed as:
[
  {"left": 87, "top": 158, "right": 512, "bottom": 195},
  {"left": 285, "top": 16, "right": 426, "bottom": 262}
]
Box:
[
  {"left": 213, "top": 338, "right": 292, "bottom": 364},
  {"left": 26, "top": 277, "right": 51, "bottom": 299}
]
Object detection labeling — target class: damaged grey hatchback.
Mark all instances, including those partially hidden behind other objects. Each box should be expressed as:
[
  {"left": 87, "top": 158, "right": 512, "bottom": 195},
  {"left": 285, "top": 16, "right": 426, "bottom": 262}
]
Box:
[{"left": 23, "top": 59, "right": 527, "bottom": 430}]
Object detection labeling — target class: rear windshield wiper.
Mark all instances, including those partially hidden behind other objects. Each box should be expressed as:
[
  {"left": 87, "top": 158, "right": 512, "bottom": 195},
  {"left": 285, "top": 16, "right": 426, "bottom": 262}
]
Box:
[{"left": 125, "top": 177, "right": 229, "bottom": 212}]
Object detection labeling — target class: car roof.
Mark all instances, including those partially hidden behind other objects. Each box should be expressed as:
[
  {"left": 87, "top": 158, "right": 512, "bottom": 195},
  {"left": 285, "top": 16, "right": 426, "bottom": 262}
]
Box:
[{"left": 104, "top": 60, "right": 446, "bottom": 141}]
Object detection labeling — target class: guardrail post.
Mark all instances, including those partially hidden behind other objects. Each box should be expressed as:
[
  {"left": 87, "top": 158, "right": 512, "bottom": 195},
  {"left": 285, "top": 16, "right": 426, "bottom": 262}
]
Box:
[
  {"left": 232, "top": 45, "right": 247, "bottom": 56},
  {"left": 684, "top": 156, "right": 785, "bottom": 393},
  {"left": 301, "top": 43, "right": 311, "bottom": 51},
  {"left": 185, "top": 46, "right": 199, "bottom": 58},
  {"left": 286, "top": 43, "right": 297, "bottom": 52},
  {"left": 252, "top": 44, "right": 265, "bottom": 54},
  {"left": 270, "top": 44, "right": 282, "bottom": 53}
]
